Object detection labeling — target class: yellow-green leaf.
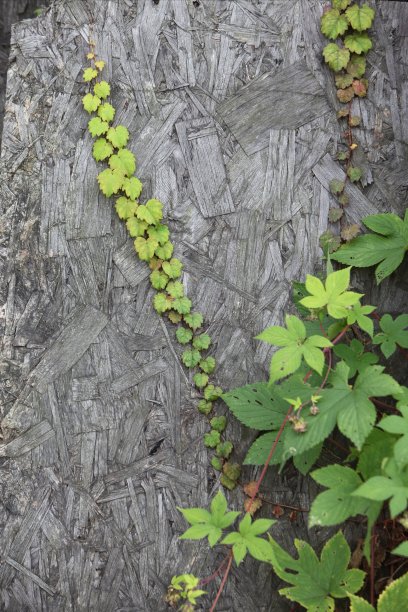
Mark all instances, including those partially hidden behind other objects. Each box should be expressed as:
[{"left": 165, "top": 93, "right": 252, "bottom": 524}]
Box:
[
  {"left": 106, "top": 125, "right": 129, "bottom": 149},
  {"left": 115, "top": 197, "right": 138, "bottom": 220},
  {"left": 109, "top": 149, "right": 136, "bottom": 177},
  {"left": 345, "top": 4, "right": 375, "bottom": 32},
  {"left": 323, "top": 43, "right": 350, "bottom": 71},
  {"left": 97, "top": 102, "right": 116, "bottom": 122},
  {"left": 97, "top": 168, "right": 124, "bottom": 197},
  {"left": 321, "top": 9, "right": 349, "bottom": 40},
  {"left": 94, "top": 80, "right": 111, "bottom": 99},
  {"left": 83, "top": 67, "right": 98, "bottom": 82},
  {"left": 83, "top": 93, "right": 101, "bottom": 114},
  {"left": 92, "top": 138, "right": 113, "bottom": 161}
]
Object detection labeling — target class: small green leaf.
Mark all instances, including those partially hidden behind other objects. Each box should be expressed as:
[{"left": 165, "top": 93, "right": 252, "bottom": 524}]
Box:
[
  {"left": 341, "top": 224, "right": 361, "bottom": 242},
  {"left": 93, "top": 80, "right": 111, "bottom": 99},
  {"left": 173, "top": 296, "right": 192, "bottom": 315},
  {"left": 122, "top": 177, "right": 143, "bottom": 200},
  {"left": 337, "top": 86, "right": 354, "bottom": 103},
  {"left": 204, "top": 430, "right": 221, "bottom": 448},
  {"left": 328, "top": 208, "right": 344, "bottom": 223},
  {"left": 137, "top": 199, "right": 163, "bottom": 225},
  {"left": 320, "top": 230, "right": 341, "bottom": 255},
  {"left": 167, "top": 281, "right": 184, "bottom": 299},
  {"left": 92, "top": 137, "right": 113, "bottom": 161},
  {"left": 392, "top": 542, "right": 408, "bottom": 558},
  {"left": 321, "top": 9, "right": 349, "bottom": 40},
  {"left": 155, "top": 241, "right": 174, "bottom": 260},
  {"left": 345, "top": 4, "right": 375, "bottom": 32},
  {"left": 211, "top": 456, "right": 223, "bottom": 471},
  {"left": 204, "top": 385, "right": 223, "bottom": 401},
  {"left": 344, "top": 32, "right": 373, "bottom": 55},
  {"left": 333, "top": 339, "right": 378, "bottom": 376},
  {"left": 184, "top": 312, "right": 203, "bottom": 330},
  {"left": 373, "top": 314, "right": 408, "bottom": 358},
  {"left": 106, "top": 125, "right": 129, "bottom": 148},
  {"left": 162, "top": 258, "right": 183, "bottom": 279},
  {"left": 323, "top": 43, "right": 350, "bottom": 72},
  {"left": 223, "top": 462, "right": 241, "bottom": 481},
  {"left": 349, "top": 115, "right": 361, "bottom": 127},
  {"left": 109, "top": 148, "right": 136, "bottom": 177},
  {"left": 176, "top": 326, "right": 193, "bottom": 344},
  {"left": 198, "top": 400, "right": 213, "bottom": 415},
  {"left": 83, "top": 93, "right": 101, "bottom": 113},
  {"left": 335, "top": 73, "right": 354, "bottom": 89},
  {"left": 182, "top": 349, "right": 201, "bottom": 368},
  {"left": 88, "top": 116, "right": 109, "bottom": 137},
  {"left": 126, "top": 217, "right": 147, "bottom": 237},
  {"left": 83, "top": 67, "right": 98, "bottom": 81},
  {"left": 210, "top": 416, "right": 227, "bottom": 433},
  {"left": 332, "top": 0, "right": 351, "bottom": 9},
  {"left": 193, "top": 373, "right": 209, "bottom": 388},
  {"left": 200, "top": 357, "right": 216, "bottom": 374},
  {"left": 97, "top": 102, "right": 116, "bottom": 122},
  {"left": 115, "top": 196, "right": 138, "bottom": 220},
  {"left": 153, "top": 292, "right": 172, "bottom": 314},
  {"left": 222, "top": 514, "right": 274, "bottom": 565},
  {"left": 97, "top": 168, "right": 123, "bottom": 197},
  {"left": 216, "top": 441, "right": 233, "bottom": 459},
  {"left": 346, "top": 302, "right": 375, "bottom": 337},
  {"left": 329, "top": 179, "right": 345, "bottom": 195},
  {"left": 193, "top": 333, "right": 211, "bottom": 350},
  {"left": 150, "top": 270, "right": 169, "bottom": 290},
  {"left": 134, "top": 236, "right": 158, "bottom": 261},
  {"left": 148, "top": 224, "right": 169, "bottom": 245},
  {"left": 347, "top": 166, "right": 363, "bottom": 182}
]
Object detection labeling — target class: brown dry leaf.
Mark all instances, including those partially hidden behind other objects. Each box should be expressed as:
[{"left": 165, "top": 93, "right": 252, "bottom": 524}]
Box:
[
  {"left": 243, "top": 481, "right": 258, "bottom": 498},
  {"left": 272, "top": 504, "right": 285, "bottom": 518},
  {"left": 244, "top": 497, "right": 263, "bottom": 515},
  {"left": 350, "top": 539, "right": 364, "bottom": 568},
  {"left": 329, "top": 208, "right": 344, "bottom": 223},
  {"left": 337, "top": 86, "right": 354, "bottom": 103},
  {"left": 341, "top": 224, "right": 361, "bottom": 241}
]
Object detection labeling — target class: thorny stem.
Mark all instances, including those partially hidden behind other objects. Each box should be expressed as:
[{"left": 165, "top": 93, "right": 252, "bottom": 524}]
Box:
[{"left": 209, "top": 551, "right": 233, "bottom": 612}]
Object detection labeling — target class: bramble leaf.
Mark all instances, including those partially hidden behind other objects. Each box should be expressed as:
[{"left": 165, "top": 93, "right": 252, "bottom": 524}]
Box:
[
  {"left": 126, "top": 217, "right": 147, "bottom": 237},
  {"left": 88, "top": 116, "right": 109, "bottom": 137},
  {"left": 83, "top": 67, "right": 98, "bottom": 81},
  {"left": 344, "top": 32, "right": 373, "bottom": 55},
  {"left": 97, "top": 102, "right": 116, "bottom": 122},
  {"left": 223, "top": 383, "right": 289, "bottom": 431},
  {"left": 349, "top": 594, "right": 375, "bottom": 612},
  {"left": 97, "top": 168, "right": 123, "bottom": 196},
  {"left": 244, "top": 431, "right": 286, "bottom": 466},
  {"left": 379, "top": 405, "right": 408, "bottom": 468},
  {"left": 162, "top": 258, "right": 183, "bottom": 279},
  {"left": 134, "top": 236, "right": 158, "bottom": 261},
  {"left": 106, "top": 125, "right": 129, "bottom": 148},
  {"left": 222, "top": 513, "right": 275, "bottom": 565},
  {"left": 115, "top": 196, "right": 138, "bottom": 220},
  {"left": 137, "top": 199, "right": 163, "bottom": 225},
  {"left": 331, "top": 212, "right": 408, "bottom": 283},
  {"left": 323, "top": 43, "right": 350, "bottom": 71},
  {"left": 347, "top": 54, "right": 366, "bottom": 77},
  {"left": 122, "top": 177, "right": 142, "bottom": 200},
  {"left": 373, "top": 314, "right": 408, "bottom": 358},
  {"left": 83, "top": 93, "right": 101, "bottom": 113},
  {"left": 377, "top": 572, "right": 408, "bottom": 612},
  {"left": 93, "top": 137, "right": 113, "bottom": 161},
  {"left": 333, "top": 339, "right": 378, "bottom": 376},
  {"left": 345, "top": 4, "right": 375, "bottom": 32},
  {"left": 94, "top": 80, "right": 111, "bottom": 99},
  {"left": 268, "top": 532, "right": 365, "bottom": 610},
  {"left": 109, "top": 148, "right": 136, "bottom": 177},
  {"left": 150, "top": 270, "right": 169, "bottom": 290},
  {"left": 184, "top": 312, "right": 203, "bottom": 330},
  {"left": 300, "top": 267, "right": 362, "bottom": 319},
  {"left": 321, "top": 9, "right": 349, "bottom": 40}
]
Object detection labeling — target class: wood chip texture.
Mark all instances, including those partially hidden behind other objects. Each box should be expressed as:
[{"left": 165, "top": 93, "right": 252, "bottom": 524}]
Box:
[{"left": 0, "top": 1, "right": 407, "bottom": 610}]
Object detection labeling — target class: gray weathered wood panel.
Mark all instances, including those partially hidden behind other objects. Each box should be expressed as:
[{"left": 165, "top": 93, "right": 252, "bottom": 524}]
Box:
[{"left": 0, "top": 1, "right": 407, "bottom": 610}]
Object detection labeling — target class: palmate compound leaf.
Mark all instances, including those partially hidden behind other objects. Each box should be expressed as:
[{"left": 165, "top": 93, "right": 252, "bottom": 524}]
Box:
[
  {"left": 333, "top": 339, "right": 378, "bottom": 377},
  {"left": 299, "top": 267, "right": 363, "bottom": 319},
  {"left": 97, "top": 168, "right": 123, "bottom": 197},
  {"left": 109, "top": 149, "right": 136, "bottom": 177},
  {"left": 115, "top": 196, "right": 138, "bottom": 220},
  {"left": 88, "top": 116, "right": 109, "bottom": 137},
  {"left": 178, "top": 490, "right": 240, "bottom": 548},
  {"left": 352, "top": 457, "right": 408, "bottom": 518},
  {"left": 268, "top": 531, "right": 365, "bottom": 611},
  {"left": 256, "top": 314, "right": 332, "bottom": 383},
  {"left": 106, "top": 125, "right": 129, "bottom": 149},
  {"left": 373, "top": 314, "right": 408, "bottom": 358},
  {"left": 222, "top": 513, "right": 275, "bottom": 565},
  {"left": 345, "top": 3, "right": 375, "bottom": 32},
  {"left": 92, "top": 137, "right": 113, "bottom": 161},
  {"left": 136, "top": 199, "right": 163, "bottom": 225},
  {"left": 323, "top": 43, "right": 350, "bottom": 72},
  {"left": 331, "top": 211, "right": 408, "bottom": 284},
  {"left": 321, "top": 9, "right": 349, "bottom": 40}
]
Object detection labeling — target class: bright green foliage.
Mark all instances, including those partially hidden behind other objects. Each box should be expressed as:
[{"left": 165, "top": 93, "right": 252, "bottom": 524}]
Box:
[
  {"left": 148, "top": 224, "right": 169, "bottom": 245},
  {"left": 193, "top": 373, "right": 209, "bottom": 388},
  {"left": 347, "top": 165, "right": 362, "bottom": 182},
  {"left": 323, "top": 43, "right": 350, "bottom": 71},
  {"left": 150, "top": 270, "right": 169, "bottom": 291},
  {"left": 173, "top": 296, "right": 192, "bottom": 315},
  {"left": 182, "top": 349, "right": 201, "bottom": 368},
  {"left": 392, "top": 542, "right": 408, "bottom": 557},
  {"left": 162, "top": 258, "right": 183, "bottom": 279},
  {"left": 373, "top": 314, "right": 408, "bottom": 358},
  {"left": 109, "top": 149, "right": 136, "bottom": 177},
  {"left": 167, "top": 281, "right": 184, "bottom": 299},
  {"left": 97, "top": 102, "right": 116, "bottom": 122},
  {"left": 166, "top": 574, "right": 206, "bottom": 608},
  {"left": 348, "top": 594, "right": 375, "bottom": 611},
  {"left": 210, "top": 416, "right": 227, "bottom": 433},
  {"left": 126, "top": 217, "right": 147, "bottom": 237},
  {"left": 309, "top": 465, "right": 374, "bottom": 527},
  {"left": 269, "top": 532, "right": 365, "bottom": 611},
  {"left": 244, "top": 431, "right": 284, "bottom": 466},
  {"left": 198, "top": 400, "right": 212, "bottom": 415},
  {"left": 344, "top": 32, "right": 373, "bottom": 54},
  {"left": 204, "top": 384, "right": 223, "bottom": 401},
  {"left": 83, "top": 67, "right": 98, "bottom": 81},
  {"left": 94, "top": 80, "right": 111, "bottom": 99},
  {"left": 222, "top": 514, "right": 275, "bottom": 565},
  {"left": 153, "top": 292, "right": 172, "bottom": 314},
  {"left": 155, "top": 241, "right": 174, "bottom": 260},
  {"left": 88, "top": 116, "right": 109, "bottom": 137},
  {"left": 115, "top": 196, "right": 138, "bottom": 220},
  {"left": 184, "top": 311, "right": 203, "bottom": 330},
  {"left": 256, "top": 315, "right": 332, "bottom": 383},
  {"left": 321, "top": 9, "right": 349, "bottom": 40},
  {"left": 134, "top": 236, "right": 158, "bottom": 261},
  {"left": 200, "top": 357, "right": 216, "bottom": 374},
  {"left": 83, "top": 93, "right": 101, "bottom": 113},
  {"left": 333, "top": 339, "right": 378, "bottom": 377},
  {"left": 178, "top": 491, "right": 240, "bottom": 547},
  {"left": 122, "top": 177, "right": 142, "bottom": 200},
  {"left": 216, "top": 441, "right": 233, "bottom": 459},
  {"left": 193, "top": 333, "right": 211, "bottom": 351},
  {"left": 300, "top": 267, "right": 362, "bottom": 319},
  {"left": 346, "top": 4, "right": 375, "bottom": 31},
  {"left": 353, "top": 457, "right": 408, "bottom": 518},
  {"left": 175, "top": 326, "right": 193, "bottom": 344},
  {"left": 136, "top": 199, "right": 163, "bottom": 225},
  {"left": 204, "top": 430, "right": 221, "bottom": 448},
  {"left": 347, "top": 54, "right": 366, "bottom": 77},
  {"left": 106, "top": 125, "right": 129, "bottom": 148},
  {"left": 97, "top": 168, "right": 123, "bottom": 196},
  {"left": 331, "top": 212, "right": 408, "bottom": 284},
  {"left": 332, "top": 0, "right": 351, "bottom": 9},
  {"left": 379, "top": 406, "right": 408, "bottom": 468},
  {"left": 377, "top": 572, "right": 408, "bottom": 611},
  {"left": 346, "top": 302, "right": 375, "bottom": 337},
  {"left": 92, "top": 137, "right": 113, "bottom": 161}
]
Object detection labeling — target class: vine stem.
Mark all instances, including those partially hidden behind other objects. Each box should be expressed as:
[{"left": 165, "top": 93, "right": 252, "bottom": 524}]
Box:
[
  {"left": 200, "top": 554, "right": 230, "bottom": 587},
  {"left": 209, "top": 550, "right": 233, "bottom": 612}
]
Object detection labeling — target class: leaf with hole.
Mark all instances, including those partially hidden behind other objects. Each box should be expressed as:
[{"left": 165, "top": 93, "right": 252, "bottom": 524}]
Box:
[{"left": 153, "top": 292, "right": 172, "bottom": 314}]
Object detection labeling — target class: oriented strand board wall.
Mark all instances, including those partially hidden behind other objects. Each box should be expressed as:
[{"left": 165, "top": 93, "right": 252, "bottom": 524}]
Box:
[{"left": 0, "top": 0, "right": 407, "bottom": 610}]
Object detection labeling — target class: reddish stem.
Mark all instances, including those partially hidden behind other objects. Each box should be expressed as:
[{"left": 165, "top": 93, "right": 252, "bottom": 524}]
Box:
[
  {"left": 200, "top": 554, "right": 230, "bottom": 587},
  {"left": 209, "top": 551, "right": 233, "bottom": 612}
]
